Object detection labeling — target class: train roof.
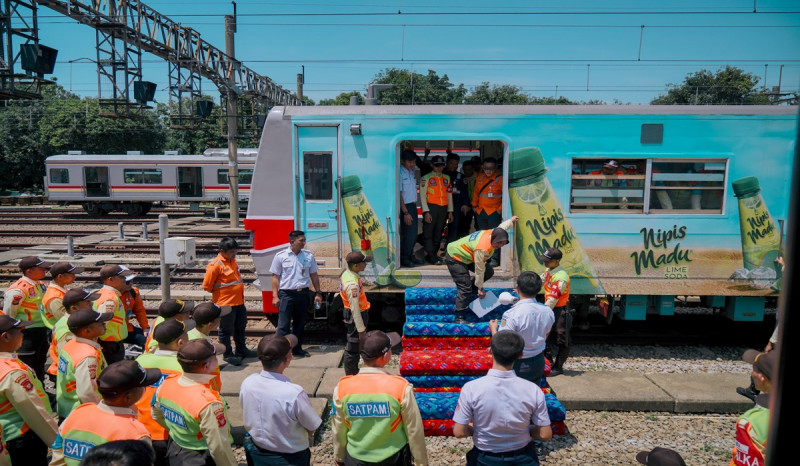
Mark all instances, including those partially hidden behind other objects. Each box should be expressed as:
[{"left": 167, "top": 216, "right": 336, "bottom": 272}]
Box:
[
  {"left": 46, "top": 150, "right": 258, "bottom": 164},
  {"left": 280, "top": 104, "right": 797, "bottom": 117}
]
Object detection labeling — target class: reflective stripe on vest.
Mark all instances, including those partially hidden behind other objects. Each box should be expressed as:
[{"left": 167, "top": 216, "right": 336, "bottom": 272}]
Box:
[
  {"left": 213, "top": 280, "right": 243, "bottom": 288},
  {"left": 543, "top": 269, "right": 570, "bottom": 308},
  {"left": 135, "top": 353, "right": 183, "bottom": 441},
  {"left": 446, "top": 229, "right": 494, "bottom": 265},
  {"left": 48, "top": 316, "right": 73, "bottom": 376},
  {"left": 93, "top": 288, "right": 128, "bottom": 341},
  {"left": 155, "top": 376, "right": 229, "bottom": 450},
  {"left": 56, "top": 339, "right": 106, "bottom": 419},
  {"left": 145, "top": 316, "right": 166, "bottom": 353},
  {"left": 8, "top": 278, "right": 46, "bottom": 328},
  {"left": 42, "top": 286, "right": 66, "bottom": 329},
  {"left": 336, "top": 373, "right": 409, "bottom": 462},
  {"left": 340, "top": 269, "right": 370, "bottom": 311},
  {"left": 54, "top": 403, "right": 150, "bottom": 466},
  {"left": 422, "top": 173, "right": 450, "bottom": 206},
  {"left": 731, "top": 406, "right": 769, "bottom": 466},
  {"left": 0, "top": 357, "right": 52, "bottom": 442}
]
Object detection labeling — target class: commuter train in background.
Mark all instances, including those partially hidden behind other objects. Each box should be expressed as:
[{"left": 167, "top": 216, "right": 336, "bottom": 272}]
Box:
[
  {"left": 44, "top": 149, "right": 257, "bottom": 215},
  {"left": 243, "top": 105, "right": 796, "bottom": 324}
]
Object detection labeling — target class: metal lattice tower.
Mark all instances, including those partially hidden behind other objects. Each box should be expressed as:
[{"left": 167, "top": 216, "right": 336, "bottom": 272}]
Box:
[{"left": 1, "top": 0, "right": 53, "bottom": 99}]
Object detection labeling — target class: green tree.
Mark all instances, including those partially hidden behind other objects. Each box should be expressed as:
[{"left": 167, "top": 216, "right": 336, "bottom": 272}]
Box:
[
  {"left": 464, "top": 83, "right": 529, "bottom": 105},
  {"left": 651, "top": 66, "right": 770, "bottom": 105},
  {"left": 373, "top": 68, "right": 467, "bottom": 105},
  {"left": 319, "top": 91, "right": 364, "bottom": 106}
]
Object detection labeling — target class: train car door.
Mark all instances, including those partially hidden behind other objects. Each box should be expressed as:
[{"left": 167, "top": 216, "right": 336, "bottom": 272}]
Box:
[
  {"left": 83, "top": 167, "right": 109, "bottom": 197},
  {"left": 296, "top": 126, "right": 341, "bottom": 268},
  {"left": 177, "top": 167, "right": 203, "bottom": 198}
]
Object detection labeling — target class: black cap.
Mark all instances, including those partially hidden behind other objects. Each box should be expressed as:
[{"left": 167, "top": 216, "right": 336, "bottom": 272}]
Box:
[
  {"left": 538, "top": 248, "right": 563, "bottom": 262},
  {"left": 635, "top": 447, "right": 686, "bottom": 466},
  {"left": 360, "top": 331, "right": 402, "bottom": 359},
  {"left": 743, "top": 349, "right": 778, "bottom": 381},
  {"left": 158, "top": 299, "right": 195, "bottom": 318},
  {"left": 192, "top": 302, "right": 232, "bottom": 326},
  {"left": 18, "top": 256, "right": 53, "bottom": 272},
  {"left": 62, "top": 289, "right": 102, "bottom": 310},
  {"left": 99, "top": 264, "right": 134, "bottom": 280},
  {"left": 153, "top": 319, "right": 196, "bottom": 345},
  {"left": 50, "top": 262, "right": 86, "bottom": 277},
  {"left": 0, "top": 315, "right": 34, "bottom": 333},
  {"left": 67, "top": 308, "right": 114, "bottom": 331},
  {"left": 97, "top": 360, "right": 162, "bottom": 395},
  {"left": 431, "top": 155, "right": 446, "bottom": 166},
  {"left": 489, "top": 228, "right": 509, "bottom": 245},
  {"left": 400, "top": 149, "right": 417, "bottom": 161},
  {"left": 177, "top": 339, "right": 224, "bottom": 363},
  {"left": 257, "top": 334, "right": 298, "bottom": 361},
  {"left": 345, "top": 251, "right": 373, "bottom": 265}
]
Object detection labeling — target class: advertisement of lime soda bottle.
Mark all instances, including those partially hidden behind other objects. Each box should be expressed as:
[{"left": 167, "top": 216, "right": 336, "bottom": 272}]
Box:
[
  {"left": 732, "top": 176, "right": 783, "bottom": 283},
  {"left": 508, "top": 147, "right": 605, "bottom": 294}
]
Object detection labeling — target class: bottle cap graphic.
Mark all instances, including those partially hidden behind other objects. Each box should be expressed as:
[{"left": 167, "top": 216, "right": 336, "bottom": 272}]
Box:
[
  {"left": 509, "top": 147, "right": 548, "bottom": 188},
  {"left": 340, "top": 175, "right": 363, "bottom": 196},
  {"left": 732, "top": 176, "right": 761, "bottom": 198}
]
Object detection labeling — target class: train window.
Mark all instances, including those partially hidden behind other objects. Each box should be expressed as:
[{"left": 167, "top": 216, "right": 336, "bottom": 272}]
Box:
[
  {"left": 49, "top": 168, "right": 69, "bottom": 184},
  {"left": 303, "top": 152, "right": 332, "bottom": 201},
  {"left": 123, "top": 169, "right": 163, "bottom": 184},
  {"left": 570, "top": 158, "right": 726, "bottom": 214},
  {"left": 217, "top": 169, "right": 253, "bottom": 185}
]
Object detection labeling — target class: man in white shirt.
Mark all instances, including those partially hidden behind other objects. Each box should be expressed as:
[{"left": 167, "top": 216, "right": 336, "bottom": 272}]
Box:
[
  {"left": 239, "top": 333, "right": 322, "bottom": 465},
  {"left": 489, "top": 272, "right": 554, "bottom": 387},
  {"left": 399, "top": 149, "right": 423, "bottom": 267}
]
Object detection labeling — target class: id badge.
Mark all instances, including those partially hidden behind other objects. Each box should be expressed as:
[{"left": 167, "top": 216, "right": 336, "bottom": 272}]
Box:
[{"left": 487, "top": 193, "right": 493, "bottom": 198}]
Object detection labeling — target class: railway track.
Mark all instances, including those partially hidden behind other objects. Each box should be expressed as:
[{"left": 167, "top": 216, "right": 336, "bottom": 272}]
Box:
[{"left": 0, "top": 230, "right": 250, "bottom": 238}]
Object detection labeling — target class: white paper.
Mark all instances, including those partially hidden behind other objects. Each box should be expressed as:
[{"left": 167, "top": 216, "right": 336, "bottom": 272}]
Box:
[{"left": 468, "top": 290, "right": 500, "bottom": 318}]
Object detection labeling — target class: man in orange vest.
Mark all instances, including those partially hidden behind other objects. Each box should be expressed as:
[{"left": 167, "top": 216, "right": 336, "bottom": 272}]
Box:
[
  {"left": 42, "top": 262, "right": 85, "bottom": 331},
  {"left": 2, "top": 256, "right": 53, "bottom": 381},
  {"left": 332, "top": 330, "right": 428, "bottom": 466},
  {"left": 0, "top": 315, "right": 58, "bottom": 466},
  {"left": 203, "top": 237, "right": 255, "bottom": 365},
  {"left": 51, "top": 359, "right": 159, "bottom": 466},
  {"left": 94, "top": 264, "right": 135, "bottom": 364},
  {"left": 471, "top": 158, "right": 504, "bottom": 267},
  {"left": 588, "top": 160, "right": 626, "bottom": 209},
  {"left": 46, "top": 288, "right": 100, "bottom": 382},
  {"left": 420, "top": 155, "right": 454, "bottom": 265},
  {"left": 340, "top": 252, "right": 372, "bottom": 375},
  {"left": 539, "top": 248, "right": 572, "bottom": 376},
  {"left": 445, "top": 217, "right": 519, "bottom": 323},
  {"left": 120, "top": 281, "right": 149, "bottom": 349},
  {"left": 730, "top": 349, "right": 774, "bottom": 466}
]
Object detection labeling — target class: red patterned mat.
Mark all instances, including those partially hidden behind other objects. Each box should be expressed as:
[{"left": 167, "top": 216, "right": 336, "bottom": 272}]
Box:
[
  {"left": 400, "top": 350, "right": 493, "bottom": 376},
  {"left": 402, "top": 336, "right": 491, "bottom": 351}
]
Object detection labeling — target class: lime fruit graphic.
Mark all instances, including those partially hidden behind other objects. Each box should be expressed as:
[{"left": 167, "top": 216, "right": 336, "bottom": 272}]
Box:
[
  {"left": 391, "top": 269, "right": 422, "bottom": 288},
  {"left": 741, "top": 196, "right": 762, "bottom": 210},
  {"left": 513, "top": 182, "right": 549, "bottom": 205}
]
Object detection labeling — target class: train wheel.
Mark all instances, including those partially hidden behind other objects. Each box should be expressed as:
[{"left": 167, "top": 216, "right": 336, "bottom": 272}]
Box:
[
  {"left": 82, "top": 202, "right": 108, "bottom": 216},
  {"left": 122, "top": 203, "right": 144, "bottom": 216},
  {"left": 140, "top": 203, "right": 152, "bottom": 215}
]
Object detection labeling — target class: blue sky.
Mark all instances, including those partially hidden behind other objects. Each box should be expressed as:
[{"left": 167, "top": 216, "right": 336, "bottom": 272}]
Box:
[{"left": 31, "top": 0, "right": 800, "bottom": 104}]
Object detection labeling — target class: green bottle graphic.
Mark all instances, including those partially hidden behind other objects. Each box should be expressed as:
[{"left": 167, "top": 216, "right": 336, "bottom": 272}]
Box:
[
  {"left": 732, "top": 176, "right": 783, "bottom": 282},
  {"left": 508, "top": 147, "right": 605, "bottom": 294},
  {"left": 340, "top": 175, "right": 420, "bottom": 287}
]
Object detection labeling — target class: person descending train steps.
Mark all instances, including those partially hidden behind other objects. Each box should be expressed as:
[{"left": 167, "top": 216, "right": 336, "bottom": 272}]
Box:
[{"left": 445, "top": 216, "right": 519, "bottom": 324}]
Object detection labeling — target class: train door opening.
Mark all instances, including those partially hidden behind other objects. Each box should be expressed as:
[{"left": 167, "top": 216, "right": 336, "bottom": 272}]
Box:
[
  {"left": 177, "top": 167, "right": 203, "bottom": 198},
  {"left": 296, "top": 126, "right": 341, "bottom": 269},
  {"left": 396, "top": 140, "right": 509, "bottom": 273},
  {"left": 83, "top": 167, "right": 109, "bottom": 197}
]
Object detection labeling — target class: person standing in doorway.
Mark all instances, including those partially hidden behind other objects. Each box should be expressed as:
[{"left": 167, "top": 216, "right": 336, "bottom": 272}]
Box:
[
  {"left": 399, "top": 149, "right": 423, "bottom": 268},
  {"left": 472, "top": 158, "right": 503, "bottom": 267},
  {"left": 420, "top": 155, "right": 454, "bottom": 265},
  {"left": 270, "top": 231, "right": 323, "bottom": 358}
]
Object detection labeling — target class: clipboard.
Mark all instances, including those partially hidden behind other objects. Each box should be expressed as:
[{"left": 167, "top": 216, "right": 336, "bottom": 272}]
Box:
[{"left": 468, "top": 290, "right": 501, "bottom": 318}]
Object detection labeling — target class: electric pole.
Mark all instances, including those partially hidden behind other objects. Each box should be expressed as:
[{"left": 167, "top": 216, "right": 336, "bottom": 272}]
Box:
[{"left": 225, "top": 11, "right": 239, "bottom": 227}]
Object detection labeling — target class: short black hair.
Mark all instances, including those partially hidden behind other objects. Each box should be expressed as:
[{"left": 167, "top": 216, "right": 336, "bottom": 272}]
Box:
[
  {"left": 483, "top": 157, "right": 498, "bottom": 165},
  {"left": 289, "top": 230, "right": 306, "bottom": 242},
  {"left": 260, "top": 356, "right": 287, "bottom": 372},
  {"left": 80, "top": 439, "right": 155, "bottom": 466},
  {"left": 461, "top": 160, "right": 473, "bottom": 169},
  {"left": 517, "top": 271, "right": 542, "bottom": 297},
  {"left": 490, "top": 331, "right": 524, "bottom": 366},
  {"left": 446, "top": 153, "right": 460, "bottom": 162},
  {"left": 219, "top": 237, "right": 239, "bottom": 251}
]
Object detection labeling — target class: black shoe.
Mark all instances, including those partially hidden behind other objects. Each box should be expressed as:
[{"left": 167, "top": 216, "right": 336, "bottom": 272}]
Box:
[
  {"left": 292, "top": 349, "right": 311, "bottom": 358},
  {"left": 236, "top": 348, "right": 257, "bottom": 359},
  {"left": 736, "top": 386, "right": 758, "bottom": 402},
  {"left": 549, "top": 367, "right": 563, "bottom": 377},
  {"left": 223, "top": 354, "right": 242, "bottom": 366},
  {"left": 453, "top": 312, "right": 470, "bottom": 324},
  {"left": 411, "top": 257, "right": 425, "bottom": 265}
]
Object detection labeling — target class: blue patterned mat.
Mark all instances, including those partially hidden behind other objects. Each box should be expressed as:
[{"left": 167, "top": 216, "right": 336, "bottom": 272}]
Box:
[{"left": 403, "top": 322, "right": 491, "bottom": 337}]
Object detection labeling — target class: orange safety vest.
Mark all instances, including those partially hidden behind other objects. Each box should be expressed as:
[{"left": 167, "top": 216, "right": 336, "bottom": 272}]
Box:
[
  {"left": 0, "top": 357, "right": 51, "bottom": 441},
  {"left": 204, "top": 254, "right": 244, "bottom": 306},
  {"left": 42, "top": 285, "right": 66, "bottom": 328},
  {"left": 473, "top": 172, "right": 503, "bottom": 215},
  {"left": 56, "top": 403, "right": 150, "bottom": 464},
  {"left": 421, "top": 173, "right": 450, "bottom": 207},
  {"left": 93, "top": 287, "right": 128, "bottom": 341},
  {"left": 155, "top": 376, "right": 227, "bottom": 450},
  {"left": 120, "top": 287, "right": 148, "bottom": 332},
  {"left": 134, "top": 354, "right": 183, "bottom": 441},
  {"left": 5, "top": 278, "right": 46, "bottom": 328},
  {"left": 542, "top": 269, "right": 570, "bottom": 308},
  {"left": 447, "top": 229, "right": 494, "bottom": 265},
  {"left": 340, "top": 269, "right": 371, "bottom": 311}
]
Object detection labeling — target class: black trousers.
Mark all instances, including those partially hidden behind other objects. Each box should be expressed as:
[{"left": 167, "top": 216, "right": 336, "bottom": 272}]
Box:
[
  {"left": 123, "top": 326, "right": 147, "bottom": 347},
  {"left": 99, "top": 339, "right": 125, "bottom": 364},
  {"left": 7, "top": 429, "right": 49, "bottom": 466},
  {"left": 247, "top": 445, "right": 311, "bottom": 466},
  {"left": 152, "top": 439, "right": 169, "bottom": 466},
  {"left": 344, "top": 444, "right": 412, "bottom": 466},
  {"left": 400, "top": 202, "right": 419, "bottom": 264},
  {"left": 545, "top": 306, "right": 573, "bottom": 370},
  {"left": 166, "top": 439, "right": 215, "bottom": 466},
  {"left": 457, "top": 209, "right": 474, "bottom": 238},
  {"left": 466, "top": 442, "right": 539, "bottom": 466},
  {"left": 19, "top": 326, "right": 50, "bottom": 382},
  {"left": 476, "top": 210, "right": 502, "bottom": 264},
  {"left": 445, "top": 254, "right": 494, "bottom": 312},
  {"left": 422, "top": 204, "right": 449, "bottom": 262},
  {"left": 343, "top": 307, "right": 370, "bottom": 376},
  {"left": 219, "top": 303, "right": 248, "bottom": 355},
  {"left": 277, "top": 289, "right": 310, "bottom": 349},
  {"left": 513, "top": 353, "right": 546, "bottom": 388}
]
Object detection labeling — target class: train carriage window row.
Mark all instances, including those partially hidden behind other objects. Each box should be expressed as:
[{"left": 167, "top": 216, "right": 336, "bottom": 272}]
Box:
[
  {"left": 123, "top": 168, "right": 163, "bottom": 184},
  {"left": 570, "top": 158, "right": 727, "bottom": 214},
  {"left": 49, "top": 168, "right": 69, "bottom": 184},
  {"left": 217, "top": 169, "right": 253, "bottom": 185}
]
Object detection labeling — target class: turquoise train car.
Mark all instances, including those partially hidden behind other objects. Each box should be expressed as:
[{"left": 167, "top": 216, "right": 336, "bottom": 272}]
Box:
[{"left": 244, "top": 105, "right": 797, "bottom": 323}]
